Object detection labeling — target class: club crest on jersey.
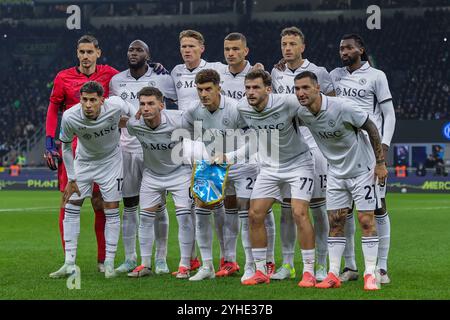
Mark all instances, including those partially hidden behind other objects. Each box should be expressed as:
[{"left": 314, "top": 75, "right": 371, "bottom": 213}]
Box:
[
  {"left": 108, "top": 117, "right": 114, "bottom": 122},
  {"left": 176, "top": 81, "right": 183, "bottom": 89},
  {"left": 148, "top": 81, "right": 156, "bottom": 87},
  {"left": 272, "top": 112, "right": 280, "bottom": 119},
  {"left": 328, "top": 120, "right": 336, "bottom": 127},
  {"left": 119, "top": 83, "right": 126, "bottom": 87},
  {"left": 120, "top": 92, "right": 128, "bottom": 100},
  {"left": 335, "top": 87, "right": 342, "bottom": 95},
  {"left": 277, "top": 86, "right": 285, "bottom": 93},
  {"left": 359, "top": 78, "right": 367, "bottom": 85},
  {"left": 82, "top": 133, "right": 92, "bottom": 140},
  {"left": 78, "top": 126, "right": 86, "bottom": 130},
  {"left": 222, "top": 118, "right": 230, "bottom": 126},
  {"left": 141, "top": 141, "right": 149, "bottom": 149},
  {"left": 334, "top": 77, "right": 341, "bottom": 82}
]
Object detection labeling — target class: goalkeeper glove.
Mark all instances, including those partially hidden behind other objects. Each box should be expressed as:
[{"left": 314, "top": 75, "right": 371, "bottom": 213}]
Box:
[{"left": 45, "top": 136, "right": 60, "bottom": 170}]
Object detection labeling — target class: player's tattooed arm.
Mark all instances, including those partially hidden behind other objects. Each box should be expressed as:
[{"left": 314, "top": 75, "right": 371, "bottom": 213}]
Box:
[
  {"left": 360, "top": 118, "right": 388, "bottom": 182},
  {"left": 361, "top": 118, "right": 384, "bottom": 163}
]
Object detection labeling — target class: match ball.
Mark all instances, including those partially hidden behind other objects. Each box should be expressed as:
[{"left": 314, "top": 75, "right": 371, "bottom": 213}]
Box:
[{"left": 401, "top": 187, "right": 407, "bottom": 193}]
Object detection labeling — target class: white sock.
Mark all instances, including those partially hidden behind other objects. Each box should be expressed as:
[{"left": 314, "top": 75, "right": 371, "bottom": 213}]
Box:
[
  {"left": 154, "top": 204, "right": 169, "bottom": 261},
  {"left": 362, "top": 236, "right": 379, "bottom": 276},
  {"left": 177, "top": 208, "right": 195, "bottom": 268},
  {"left": 190, "top": 202, "right": 197, "bottom": 260},
  {"left": 139, "top": 210, "right": 155, "bottom": 269},
  {"left": 122, "top": 205, "right": 138, "bottom": 261},
  {"left": 195, "top": 207, "right": 213, "bottom": 262},
  {"left": 301, "top": 249, "right": 315, "bottom": 275},
  {"left": 375, "top": 212, "right": 390, "bottom": 271},
  {"left": 104, "top": 208, "right": 121, "bottom": 264},
  {"left": 212, "top": 202, "right": 225, "bottom": 260},
  {"left": 328, "top": 237, "right": 346, "bottom": 277},
  {"left": 280, "top": 202, "right": 296, "bottom": 267},
  {"left": 239, "top": 211, "right": 254, "bottom": 265},
  {"left": 343, "top": 212, "right": 357, "bottom": 270},
  {"left": 310, "top": 201, "right": 329, "bottom": 267},
  {"left": 224, "top": 208, "right": 239, "bottom": 262},
  {"left": 265, "top": 209, "right": 276, "bottom": 263},
  {"left": 252, "top": 248, "right": 267, "bottom": 274},
  {"left": 64, "top": 203, "right": 81, "bottom": 265}
]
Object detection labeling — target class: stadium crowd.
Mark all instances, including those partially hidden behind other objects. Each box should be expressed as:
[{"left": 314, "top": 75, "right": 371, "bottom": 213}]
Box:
[{"left": 0, "top": 9, "right": 448, "bottom": 159}]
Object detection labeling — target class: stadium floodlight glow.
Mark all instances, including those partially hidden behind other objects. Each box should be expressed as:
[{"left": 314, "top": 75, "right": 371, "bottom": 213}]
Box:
[{"left": 442, "top": 122, "right": 450, "bottom": 141}]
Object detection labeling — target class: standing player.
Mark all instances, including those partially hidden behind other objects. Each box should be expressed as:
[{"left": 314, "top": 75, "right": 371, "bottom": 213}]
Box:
[
  {"left": 170, "top": 29, "right": 226, "bottom": 273},
  {"left": 109, "top": 40, "right": 177, "bottom": 275},
  {"left": 294, "top": 71, "right": 388, "bottom": 290},
  {"left": 49, "top": 81, "right": 133, "bottom": 279},
  {"left": 126, "top": 87, "right": 194, "bottom": 278},
  {"left": 330, "top": 34, "right": 395, "bottom": 283},
  {"left": 234, "top": 70, "right": 316, "bottom": 287},
  {"left": 45, "top": 35, "right": 119, "bottom": 272},
  {"left": 270, "top": 27, "right": 334, "bottom": 281},
  {"left": 219, "top": 32, "right": 277, "bottom": 280}
]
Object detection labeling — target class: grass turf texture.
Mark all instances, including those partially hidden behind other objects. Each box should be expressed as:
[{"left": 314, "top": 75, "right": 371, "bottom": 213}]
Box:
[{"left": 0, "top": 191, "right": 449, "bottom": 300}]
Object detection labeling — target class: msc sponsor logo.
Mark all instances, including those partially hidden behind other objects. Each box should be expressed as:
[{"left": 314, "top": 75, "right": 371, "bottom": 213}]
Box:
[
  {"left": 82, "top": 125, "right": 118, "bottom": 140},
  {"left": 251, "top": 123, "right": 285, "bottom": 130},
  {"left": 224, "top": 90, "right": 245, "bottom": 99},
  {"left": 121, "top": 91, "right": 139, "bottom": 100},
  {"left": 177, "top": 80, "right": 196, "bottom": 89},
  {"left": 318, "top": 130, "right": 343, "bottom": 139},
  {"left": 141, "top": 141, "right": 177, "bottom": 150},
  {"left": 277, "top": 86, "right": 295, "bottom": 94}
]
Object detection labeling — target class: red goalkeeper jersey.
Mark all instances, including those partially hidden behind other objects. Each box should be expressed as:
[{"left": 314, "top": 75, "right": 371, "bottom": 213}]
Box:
[{"left": 45, "top": 64, "right": 119, "bottom": 138}]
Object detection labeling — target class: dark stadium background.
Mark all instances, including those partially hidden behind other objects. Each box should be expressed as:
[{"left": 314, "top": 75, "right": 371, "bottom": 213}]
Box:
[{"left": 0, "top": 0, "right": 449, "bottom": 303}]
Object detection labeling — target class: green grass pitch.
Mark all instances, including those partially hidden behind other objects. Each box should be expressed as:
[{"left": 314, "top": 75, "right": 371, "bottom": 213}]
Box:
[{"left": 0, "top": 191, "right": 449, "bottom": 300}]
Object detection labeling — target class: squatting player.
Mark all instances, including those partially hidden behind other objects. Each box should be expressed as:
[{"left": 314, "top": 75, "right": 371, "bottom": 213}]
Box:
[
  {"left": 49, "top": 81, "right": 133, "bottom": 279},
  {"left": 109, "top": 40, "right": 177, "bottom": 275},
  {"left": 294, "top": 71, "right": 388, "bottom": 291},
  {"left": 330, "top": 34, "right": 395, "bottom": 284},
  {"left": 45, "top": 35, "right": 119, "bottom": 272}
]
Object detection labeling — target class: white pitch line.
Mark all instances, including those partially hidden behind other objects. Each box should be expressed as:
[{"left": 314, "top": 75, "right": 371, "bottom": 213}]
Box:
[
  {"left": 383, "top": 206, "right": 450, "bottom": 211},
  {"left": 0, "top": 207, "right": 58, "bottom": 213}
]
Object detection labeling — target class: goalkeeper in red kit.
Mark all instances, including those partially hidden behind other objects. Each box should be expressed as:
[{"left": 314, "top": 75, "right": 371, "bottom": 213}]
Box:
[{"left": 45, "top": 35, "right": 119, "bottom": 272}]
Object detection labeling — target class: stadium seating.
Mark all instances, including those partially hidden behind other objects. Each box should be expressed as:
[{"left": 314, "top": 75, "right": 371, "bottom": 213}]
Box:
[{"left": 0, "top": 9, "right": 448, "bottom": 161}]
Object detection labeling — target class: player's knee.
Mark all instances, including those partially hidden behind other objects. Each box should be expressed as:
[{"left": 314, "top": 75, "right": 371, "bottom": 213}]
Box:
[
  {"left": 90, "top": 193, "right": 104, "bottom": 210},
  {"left": 123, "top": 196, "right": 139, "bottom": 208},
  {"left": 292, "top": 207, "right": 309, "bottom": 224},
  {"left": 248, "top": 208, "right": 265, "bottom": 226},
  {"left": 328, "top": 209, "right": 347, "bottom": 234}
]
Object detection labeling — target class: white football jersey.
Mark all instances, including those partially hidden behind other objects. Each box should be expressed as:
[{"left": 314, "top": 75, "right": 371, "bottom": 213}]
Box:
[
  {"left": 59, "top": 96, "right": 132, "bottom": 162},
  {"left": 297, "top": 94, "right": 374, "bottom": 179},
  {"left": 236, "top": 94, "right": 310, "bottom": 171},
  {"left": 127, "top": 109, "right": 188, "bottom": 175},
  {"left": 330, "top": 62, "right": 392, "bottom": 137},
  {"left": 271, "top": 59, "right": 335, "bottom": 149},
  {"left": 219, "top": 61, "right": 252, "bottom": 100},
  {"left": 170, "top": 59, "right": 225, "bottom": 110},
  {"left": 109, "top": 65, "right": 177, "bottom": 153}
]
